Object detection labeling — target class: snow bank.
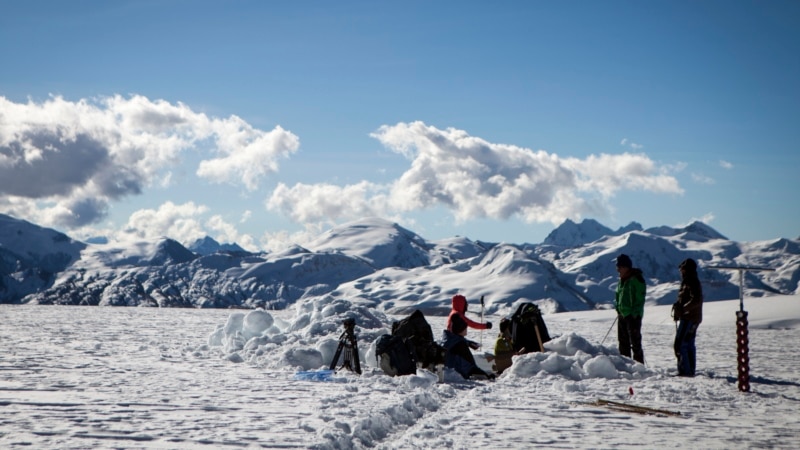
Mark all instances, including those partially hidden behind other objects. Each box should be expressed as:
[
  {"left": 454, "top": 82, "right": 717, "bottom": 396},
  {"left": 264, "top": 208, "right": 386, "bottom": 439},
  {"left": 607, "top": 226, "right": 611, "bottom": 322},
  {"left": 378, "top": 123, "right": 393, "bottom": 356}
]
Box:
[
  {"left": 208, "top": 297, "right": 390, "bottom": 371},
  {"left": 507, "top": 332, "right": 654, "bottom": 381},
  {"left": 207, "top": 295, "right": 657, "bottom": 387}
]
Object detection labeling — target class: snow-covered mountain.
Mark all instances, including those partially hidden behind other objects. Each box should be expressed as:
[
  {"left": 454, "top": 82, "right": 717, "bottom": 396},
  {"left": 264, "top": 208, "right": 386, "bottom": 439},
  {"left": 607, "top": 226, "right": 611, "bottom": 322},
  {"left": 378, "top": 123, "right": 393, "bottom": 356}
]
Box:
[
  {"left": 1, "top": 213, "right": 797, "bottom": 315},
  {"left": 188, "top": 236, "right": 248, "bottom": 256},
  {"left": 543, "top": 218, "right": 638, "bottom": 247},
  {"left": 0, "top": 214, "right": 86, "bottom": 303}
]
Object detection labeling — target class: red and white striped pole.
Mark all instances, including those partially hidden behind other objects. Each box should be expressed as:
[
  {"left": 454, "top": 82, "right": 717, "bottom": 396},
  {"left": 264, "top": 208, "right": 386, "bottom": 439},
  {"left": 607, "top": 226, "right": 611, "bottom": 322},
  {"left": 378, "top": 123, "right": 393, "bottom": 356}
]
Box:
[{"left": 710, "top": 266, "right": 773, "bottom": 393}]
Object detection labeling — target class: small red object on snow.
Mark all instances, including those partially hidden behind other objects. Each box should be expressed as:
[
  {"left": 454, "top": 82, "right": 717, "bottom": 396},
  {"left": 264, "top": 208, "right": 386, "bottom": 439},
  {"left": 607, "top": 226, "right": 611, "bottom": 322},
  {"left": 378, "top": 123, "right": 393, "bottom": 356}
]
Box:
[{"left": 629, "top": 387, "right": 634, "bottom": 396}]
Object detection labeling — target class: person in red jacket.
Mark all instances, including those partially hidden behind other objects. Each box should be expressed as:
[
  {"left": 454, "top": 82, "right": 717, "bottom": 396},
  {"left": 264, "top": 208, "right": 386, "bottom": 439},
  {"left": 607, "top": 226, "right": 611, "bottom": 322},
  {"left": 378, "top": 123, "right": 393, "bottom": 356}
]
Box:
[
  {"left": 441, "top": 294, "right": 494, "bottom": 380},
  {"left": 446, "top": 294, "right": 492, "bottom": 337}
]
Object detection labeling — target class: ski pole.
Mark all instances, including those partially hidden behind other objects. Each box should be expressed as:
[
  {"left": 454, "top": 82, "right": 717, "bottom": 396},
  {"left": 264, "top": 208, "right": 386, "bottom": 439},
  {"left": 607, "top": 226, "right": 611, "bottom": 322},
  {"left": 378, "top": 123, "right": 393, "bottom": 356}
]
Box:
[
  {"left": 480, "top": 295, "right": 485, "bottom": 349},
  {"left": 600, "top": 315, "right": 618, "bottom": 346}
]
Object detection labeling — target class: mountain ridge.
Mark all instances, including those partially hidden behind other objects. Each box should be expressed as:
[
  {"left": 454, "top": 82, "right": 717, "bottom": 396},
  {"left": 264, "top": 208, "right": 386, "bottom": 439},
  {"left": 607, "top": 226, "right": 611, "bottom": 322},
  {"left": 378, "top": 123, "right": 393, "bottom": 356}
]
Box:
[{"left": 1, "top": 213, "right": 797, "bottom": 315}]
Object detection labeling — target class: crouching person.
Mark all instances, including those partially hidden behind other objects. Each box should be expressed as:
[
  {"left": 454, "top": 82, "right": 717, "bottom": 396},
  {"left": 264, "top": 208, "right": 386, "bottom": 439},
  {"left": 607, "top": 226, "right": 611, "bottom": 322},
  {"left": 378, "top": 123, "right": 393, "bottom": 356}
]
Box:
[
  {"left": 441, "top": 294, "right": 494, "bottom": 380},
  {"left": 493, "top": 318, "right": 526, "bottom": 374}
]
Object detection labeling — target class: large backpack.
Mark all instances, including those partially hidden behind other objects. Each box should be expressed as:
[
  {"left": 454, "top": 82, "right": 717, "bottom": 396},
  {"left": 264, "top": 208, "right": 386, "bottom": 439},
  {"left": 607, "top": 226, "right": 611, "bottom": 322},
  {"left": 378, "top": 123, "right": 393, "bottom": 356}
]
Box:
[
  {"left": 376, "top": 309, "right": 446, "bottom": 376},
  {"left": 375, "top": 334, "right": 417, "bottom": 376},
  {"left": 510, "top": 303, "right": 551, "bottom": 353}
]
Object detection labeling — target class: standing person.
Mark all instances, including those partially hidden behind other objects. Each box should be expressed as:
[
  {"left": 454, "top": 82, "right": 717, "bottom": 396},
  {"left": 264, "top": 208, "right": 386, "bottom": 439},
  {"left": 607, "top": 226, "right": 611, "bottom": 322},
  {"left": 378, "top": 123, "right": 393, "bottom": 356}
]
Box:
[
  {"left": 441, "top": 294, "right": 494, "bottom": 380},
  {"left": 615, "top": 254, "right": 646, "bottom": 364},
  {"left": 672, "top": 258, "right": 704, "bottom": 377}
]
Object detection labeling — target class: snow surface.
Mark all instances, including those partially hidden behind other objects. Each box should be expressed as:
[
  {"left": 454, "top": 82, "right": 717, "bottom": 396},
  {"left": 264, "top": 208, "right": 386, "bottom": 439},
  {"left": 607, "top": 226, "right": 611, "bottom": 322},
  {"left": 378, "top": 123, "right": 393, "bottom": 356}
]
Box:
[{"left": 1, "top": 294, "right": 798, "bottom": 449}]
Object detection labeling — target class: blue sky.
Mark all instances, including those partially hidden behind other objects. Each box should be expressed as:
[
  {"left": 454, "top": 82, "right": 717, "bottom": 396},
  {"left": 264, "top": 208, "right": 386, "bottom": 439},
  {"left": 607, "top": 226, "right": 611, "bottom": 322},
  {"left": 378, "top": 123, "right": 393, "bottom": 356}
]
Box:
[{"left": 1, "top": 0, "right": 798, "bottom": 250}]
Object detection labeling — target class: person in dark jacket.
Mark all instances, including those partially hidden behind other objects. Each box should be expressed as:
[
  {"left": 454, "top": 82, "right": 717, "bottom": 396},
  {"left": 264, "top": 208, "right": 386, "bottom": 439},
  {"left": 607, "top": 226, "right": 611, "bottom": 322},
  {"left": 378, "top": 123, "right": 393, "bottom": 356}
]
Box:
[
  {"left": 441, "top": 294, "right": 494, "bottom": 380},
  {"left": 672, "top": 258, "right": 703, "bottom": 376},
  {"left": 615, "top": 254, "right": 646, "bottom": 364}
]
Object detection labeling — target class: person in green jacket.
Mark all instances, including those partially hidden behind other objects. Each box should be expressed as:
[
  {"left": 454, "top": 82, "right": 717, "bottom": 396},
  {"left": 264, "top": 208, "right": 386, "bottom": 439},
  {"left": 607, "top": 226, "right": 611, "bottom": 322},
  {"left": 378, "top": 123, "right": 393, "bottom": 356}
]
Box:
[{"left": 615, "top": 254, "right": 646, "bottom": 364}]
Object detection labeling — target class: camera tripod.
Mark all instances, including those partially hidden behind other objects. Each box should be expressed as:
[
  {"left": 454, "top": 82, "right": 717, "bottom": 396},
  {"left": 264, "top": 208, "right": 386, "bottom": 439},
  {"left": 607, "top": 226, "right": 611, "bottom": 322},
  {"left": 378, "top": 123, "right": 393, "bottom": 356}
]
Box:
[{"left": 329, "top": 318, "right": 362, "bottom": 374}]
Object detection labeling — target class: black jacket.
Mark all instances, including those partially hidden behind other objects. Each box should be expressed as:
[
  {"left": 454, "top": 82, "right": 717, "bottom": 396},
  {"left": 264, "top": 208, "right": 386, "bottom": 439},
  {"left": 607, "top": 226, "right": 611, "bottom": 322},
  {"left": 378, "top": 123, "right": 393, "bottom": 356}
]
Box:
[{"left": 675, "top": 273, "right": 703, "bottom": 324}]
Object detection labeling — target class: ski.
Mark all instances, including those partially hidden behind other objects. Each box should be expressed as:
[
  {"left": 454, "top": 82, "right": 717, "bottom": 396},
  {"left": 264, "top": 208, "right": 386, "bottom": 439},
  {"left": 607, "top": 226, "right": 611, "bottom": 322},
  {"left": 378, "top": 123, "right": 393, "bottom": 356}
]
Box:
[{"left": 581, "top": 399, "right": 682, "bottom": 417}]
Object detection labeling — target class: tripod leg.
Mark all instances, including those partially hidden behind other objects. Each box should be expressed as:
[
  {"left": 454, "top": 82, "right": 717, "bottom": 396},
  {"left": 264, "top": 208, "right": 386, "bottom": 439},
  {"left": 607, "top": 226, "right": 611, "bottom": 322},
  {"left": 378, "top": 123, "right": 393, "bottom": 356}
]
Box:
[
  {"left": 352, "top": 342, "right": 362, "bottom": 374},
  {"left": 342, "top": 346, "right": 353, "bottom": 372},
  {"left": 329, "top": 341, "right": 344, "bottom": 371}
]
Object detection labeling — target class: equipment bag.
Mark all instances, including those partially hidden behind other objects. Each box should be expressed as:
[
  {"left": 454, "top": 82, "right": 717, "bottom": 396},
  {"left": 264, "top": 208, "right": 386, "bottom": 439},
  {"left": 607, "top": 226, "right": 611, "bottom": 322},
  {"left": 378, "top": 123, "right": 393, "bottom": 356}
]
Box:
[
  {"left": 391, "top": 309, "right": 446, "bottom": 368},
  {"left": 510, "top": 303, "right": 551, "bottom": 353},
  {"left": 376, "top": 309, "right": 446, "bottom": 376},
  {"left": 375, "top": 334, "right": 417, "bottom": 376}
]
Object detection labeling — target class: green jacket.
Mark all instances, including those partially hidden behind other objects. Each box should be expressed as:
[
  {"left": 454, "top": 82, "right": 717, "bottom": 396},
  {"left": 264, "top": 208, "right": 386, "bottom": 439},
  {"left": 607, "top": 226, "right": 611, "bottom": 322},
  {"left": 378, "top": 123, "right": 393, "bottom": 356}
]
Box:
[
  {"left": 494, "top": 334, "right": 515, "bottom": 374},
  {"left": 615, "top": 268, "right": 646, "bottom": 318}
]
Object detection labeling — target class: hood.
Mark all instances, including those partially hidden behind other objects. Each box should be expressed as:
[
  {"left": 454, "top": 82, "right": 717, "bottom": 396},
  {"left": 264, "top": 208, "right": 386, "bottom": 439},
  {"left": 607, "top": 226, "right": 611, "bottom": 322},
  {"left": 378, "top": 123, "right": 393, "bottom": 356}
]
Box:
[
  {"left": 632, "top": 268, "right": 645, "bottom": 284},
  {"left": 451, "top": 294, "right": 467, "bottom": 313}
]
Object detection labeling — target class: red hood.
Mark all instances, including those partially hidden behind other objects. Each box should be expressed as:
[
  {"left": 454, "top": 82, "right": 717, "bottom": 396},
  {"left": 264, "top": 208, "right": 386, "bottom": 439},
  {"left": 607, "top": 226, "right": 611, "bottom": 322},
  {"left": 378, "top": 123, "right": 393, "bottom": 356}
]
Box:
[{"left": 452, "top": 295, "right": 467, "bottom": 313}]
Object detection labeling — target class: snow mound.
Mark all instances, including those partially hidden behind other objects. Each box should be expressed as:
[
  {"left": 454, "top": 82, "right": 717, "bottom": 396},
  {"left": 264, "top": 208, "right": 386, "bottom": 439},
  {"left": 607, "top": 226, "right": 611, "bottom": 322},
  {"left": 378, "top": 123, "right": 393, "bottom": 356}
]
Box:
[
  {"left": 207, "top": 295, "right": 656, "bottom": 386},
  {"left": 208, "top": 297, "right": 390, "bottom": 371},
  {"left": 506, "top": 332, "right": 654, "bottom": 381}
]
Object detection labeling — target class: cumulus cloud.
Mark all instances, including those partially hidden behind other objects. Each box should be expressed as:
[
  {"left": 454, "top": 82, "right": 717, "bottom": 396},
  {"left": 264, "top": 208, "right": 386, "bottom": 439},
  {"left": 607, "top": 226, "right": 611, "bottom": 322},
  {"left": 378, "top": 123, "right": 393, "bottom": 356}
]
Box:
[
  {"left": 115, "top": 202, "right": 259, "bottom": 250},
  {"left": 0, "top": 95, "right": 297, "bottom": 229},
  {"left": 266, "top": 181, "right": 390, "bottom": 224},
  {"left": 121, "top": 201, "right": 209, "bottom": 243},
  {"left": 206, "top": 214, "right": 257, "bottom": 251},
  {"left": 267, "top": 121, "right": 684, "bottom": 227},
  {"left": 719, "top": 160, "right": 734, "bottom": 169},
  {"left": 259, "top": 223, "right": 327, "bottom": 253},
  {"left": 196, "top": 123, "right": 299, "bottom": 191}
]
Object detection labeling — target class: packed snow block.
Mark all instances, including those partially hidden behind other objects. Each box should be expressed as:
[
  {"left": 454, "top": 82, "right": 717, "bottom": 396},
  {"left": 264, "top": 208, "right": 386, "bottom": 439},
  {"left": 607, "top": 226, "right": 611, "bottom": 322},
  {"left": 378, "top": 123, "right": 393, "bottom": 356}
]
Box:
[
  {"left": 511, "top": 303, "right": 551, "bottom": 353},
  {"left": 242, "top": 309, "right": 274, "bottom": 340}
]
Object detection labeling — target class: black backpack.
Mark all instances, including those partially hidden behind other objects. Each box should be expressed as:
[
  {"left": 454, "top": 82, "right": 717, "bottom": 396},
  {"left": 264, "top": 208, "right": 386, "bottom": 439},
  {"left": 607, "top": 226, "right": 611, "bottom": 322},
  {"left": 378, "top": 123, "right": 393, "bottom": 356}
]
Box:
[
  {"left": 376, "top": 309, "right": 446, "bottom": 376},
  {"left": 375, "top": 334, "right": 417, "bottom": 376},
  {"left": 510, "top": 303, "right": 551, "bottom": 353}
]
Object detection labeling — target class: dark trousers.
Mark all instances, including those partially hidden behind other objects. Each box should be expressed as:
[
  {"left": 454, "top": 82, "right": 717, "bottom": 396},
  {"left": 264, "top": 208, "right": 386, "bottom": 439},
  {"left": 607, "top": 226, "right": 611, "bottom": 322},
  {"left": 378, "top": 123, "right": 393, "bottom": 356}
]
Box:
[
  {"left": 674, "top": 319, "right": 698, "bottom": 376},
  {"left": 450, "top": 340, "right": 477, "bottom": 367},
  {"left": 618, "top": 315, "right": 644, "bottom": 364}
]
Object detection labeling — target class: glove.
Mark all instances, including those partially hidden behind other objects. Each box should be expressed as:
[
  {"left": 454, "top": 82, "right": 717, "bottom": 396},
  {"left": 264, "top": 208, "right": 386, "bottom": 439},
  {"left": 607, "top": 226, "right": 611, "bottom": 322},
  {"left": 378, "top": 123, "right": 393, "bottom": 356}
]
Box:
[
  {"left": 485, "top": 321, "right": 493, "bottom": 330},
  {"left": 671, "top": 302, "right": 682, "bottom": 321}
]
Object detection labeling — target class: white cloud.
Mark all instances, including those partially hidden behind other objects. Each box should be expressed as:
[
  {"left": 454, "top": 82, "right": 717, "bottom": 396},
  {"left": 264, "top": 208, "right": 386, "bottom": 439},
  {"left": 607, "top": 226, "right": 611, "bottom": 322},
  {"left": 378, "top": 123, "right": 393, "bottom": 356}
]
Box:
[
  {"left": 719, "top": 160, "right": 734, "bottom": 169},
  {"left": 267, "top": 122, "right": 683, "bottom": 228},
  {"left": 620, "top": 137, "right": 643, "bottom": 150},
  {"left": 196, "top": 123, "right": 299, "bottom": 191},
  {"left": 121, "top": 201, "right": 209, "bottom": 243},
  {"left": 266, "top": 181, "right": 390, "bottom": 224},
  {"left": 259, "top": 223, "right": 326, "bottom": 252},
  {"left": 114, "top": 203, "right": 258, "bottom": 251},
  {"left": 65, "top": 203, "right": 257, "bottom": 251},
  {"left": 206, "top": 214, "right": 257, "bottom": 251},
  {"left": 691, "top": 173, "right": 716, "bottom": 185},
  {"left": 0, "top": 95, "right": 296, "bottom": 229},
  {"left": 240, "top": 210, "right": 252, "bottom": 223}
]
